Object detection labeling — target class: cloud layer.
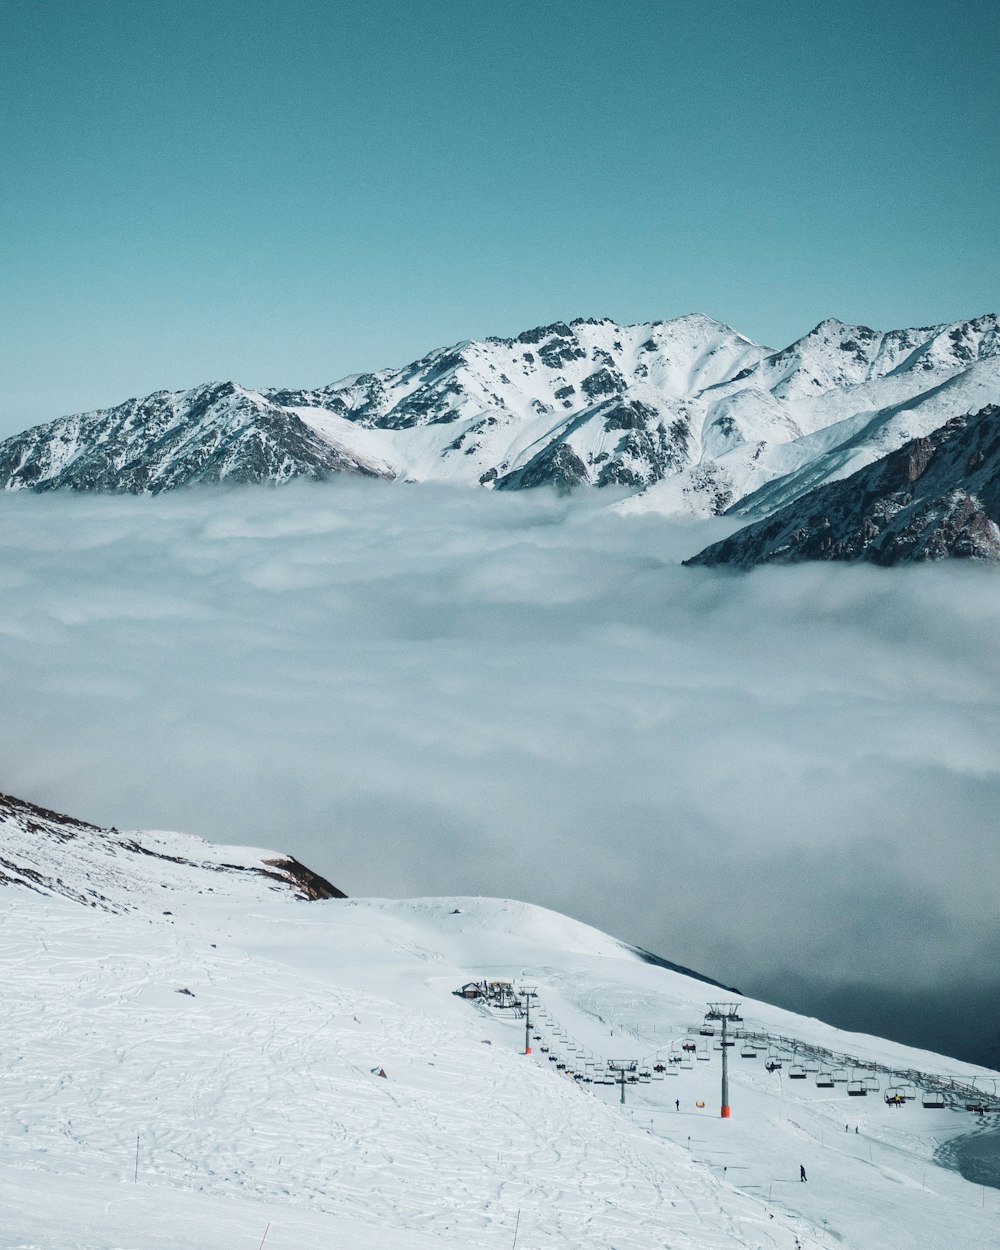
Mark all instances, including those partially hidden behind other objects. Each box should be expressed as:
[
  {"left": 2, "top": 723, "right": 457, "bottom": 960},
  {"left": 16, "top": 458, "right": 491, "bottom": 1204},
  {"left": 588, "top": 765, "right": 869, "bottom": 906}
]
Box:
[{"left": 2, "top": 483, "right": 998, "bottom": 1059}]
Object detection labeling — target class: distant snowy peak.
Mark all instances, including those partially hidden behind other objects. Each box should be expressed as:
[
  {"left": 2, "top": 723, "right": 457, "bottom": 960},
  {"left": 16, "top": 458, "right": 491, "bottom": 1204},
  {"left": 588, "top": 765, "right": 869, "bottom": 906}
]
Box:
[
  {"left": 729, "top": 314, "right": 1000, "bottom": 403},
  {"left": 0, "top": 381, "right": 395, "bottom": 494},
  {"left": 0, "top": 791, "right": 345, "bottom": 912},
  {"left": 0, "top": 314, "right": 770, "bottom": 495},
  {"left": 2, "top": 312, "right": 999, "bottom": 519}
]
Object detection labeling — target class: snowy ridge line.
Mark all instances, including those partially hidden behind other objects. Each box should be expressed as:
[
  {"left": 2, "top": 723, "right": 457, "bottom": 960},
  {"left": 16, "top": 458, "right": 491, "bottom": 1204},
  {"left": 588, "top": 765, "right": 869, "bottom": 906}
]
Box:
[
  {"left": 735, "top": 1029, "right": 1000, "bottom": 1110},
  {"left": 4, "top": 312, "right": 1000, "bottom": 543}
]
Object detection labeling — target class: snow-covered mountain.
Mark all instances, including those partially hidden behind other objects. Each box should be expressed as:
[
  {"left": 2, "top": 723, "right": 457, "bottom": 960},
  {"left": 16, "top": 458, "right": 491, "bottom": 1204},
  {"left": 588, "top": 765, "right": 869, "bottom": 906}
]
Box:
[
  {"left": 0, "top": 789, "right": 344, "bottom": 909},
  {"left": 5, "top": 313, "right": 1000, "bottom": 517},
  {"left": 3, "top": 790, "right": 998, "bottom": 1250},
  {"left": 686, "top": 406, "right": 1000, "bottom": 568}
]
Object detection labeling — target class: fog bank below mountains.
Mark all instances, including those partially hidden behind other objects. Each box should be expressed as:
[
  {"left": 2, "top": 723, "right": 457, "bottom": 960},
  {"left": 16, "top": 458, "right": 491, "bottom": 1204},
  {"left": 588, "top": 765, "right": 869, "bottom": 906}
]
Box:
[{"left": 2, "top": 483, "right": 997, "bottom": 1062}]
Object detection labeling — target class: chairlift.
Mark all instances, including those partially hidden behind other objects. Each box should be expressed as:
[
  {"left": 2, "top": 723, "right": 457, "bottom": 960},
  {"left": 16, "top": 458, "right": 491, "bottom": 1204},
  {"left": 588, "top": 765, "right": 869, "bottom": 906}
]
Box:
[
  {"left": 789, "top": 1065, "right": 807, "bottom": 1080},
  {"left": 865, "top": 1075, "right": 881, "bottom": 1092},
  {"left": 741, "top": 1045, "right": 758, "bottom": 1059},
  {"left": 639, "top": 1069, "right": 652, "bottom": 1082},
  {"left": 540, "top": 1045, "right": 550, "bottom": 1053},
  {"left": 696, "top": 1043, "right": 711, "bottom": 1062},
  {"left": 922, "top": 1090, "right": 946, "bottom": 1109},
  {"left": 831, "top": 1068, "right": 848, "bottom": 1084},
  {"left": 847, "top": 1079, "right": 867, "bottom": 1097},
  {"left": 816, "top": 1072, "right": 835, "bottom": 1088},
  {"left": 765, "top": 1060, "right": 782, "bottom": 1073},
  {"left": 700, "top": 1024, "right": 716, "bottom": 1037},
  {"left": 802, "top": 1060, "right": 819, "bottom": 1073},
  {"left": 900, "top": 1083, "right": 917, "bottom": 1101}
]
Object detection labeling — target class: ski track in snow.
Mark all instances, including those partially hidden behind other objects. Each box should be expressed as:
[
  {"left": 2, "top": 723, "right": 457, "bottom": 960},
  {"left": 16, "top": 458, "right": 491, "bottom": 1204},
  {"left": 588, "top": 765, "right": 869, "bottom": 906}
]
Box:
[{"left": 1, "top": 884, "right": 998, "bottom": 1249}]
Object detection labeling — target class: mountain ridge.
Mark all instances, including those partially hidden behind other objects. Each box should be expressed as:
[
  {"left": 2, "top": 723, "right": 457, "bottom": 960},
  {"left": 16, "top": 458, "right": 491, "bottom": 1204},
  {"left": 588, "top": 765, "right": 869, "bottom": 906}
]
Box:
[{"left": 3, "top": 312, "right": 1000, "bottom": 564}]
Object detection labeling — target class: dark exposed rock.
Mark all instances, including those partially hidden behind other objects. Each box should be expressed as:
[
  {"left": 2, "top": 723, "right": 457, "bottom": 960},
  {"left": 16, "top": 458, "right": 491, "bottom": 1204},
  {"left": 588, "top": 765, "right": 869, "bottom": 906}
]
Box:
[
  {"left": 686, "top": 406, "right": 1000, "bottom": 568},
  {"left": 494, "top": 441, "right": 589, "bottom": 492}
]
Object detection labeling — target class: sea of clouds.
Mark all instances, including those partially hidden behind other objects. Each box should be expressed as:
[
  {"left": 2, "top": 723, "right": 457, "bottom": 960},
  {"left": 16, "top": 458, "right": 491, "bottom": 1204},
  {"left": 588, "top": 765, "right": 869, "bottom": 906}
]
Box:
[{"left": 2, "top": 481, "right": 998, "bottom": 1061}]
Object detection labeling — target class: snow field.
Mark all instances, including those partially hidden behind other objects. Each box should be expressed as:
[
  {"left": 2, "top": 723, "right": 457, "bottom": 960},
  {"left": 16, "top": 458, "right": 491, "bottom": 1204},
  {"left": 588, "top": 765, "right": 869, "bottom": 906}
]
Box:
[{"left": 1, "top": 889, "right": 998, "bottom": 1249}]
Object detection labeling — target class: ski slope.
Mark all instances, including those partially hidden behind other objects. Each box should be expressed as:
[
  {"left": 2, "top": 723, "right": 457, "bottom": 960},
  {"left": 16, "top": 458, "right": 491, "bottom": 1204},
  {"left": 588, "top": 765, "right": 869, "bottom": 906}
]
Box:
[{"left": 2, "top": 817, "right": 998, "bottom": 1250}]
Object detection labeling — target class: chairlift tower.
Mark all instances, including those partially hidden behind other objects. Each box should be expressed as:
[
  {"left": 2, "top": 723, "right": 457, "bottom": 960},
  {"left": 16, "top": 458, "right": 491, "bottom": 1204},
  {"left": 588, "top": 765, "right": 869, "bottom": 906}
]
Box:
[
  {"left": 521, "top": 987, "right": 538, "bottom": 1055},
  {"left": 608, "top": 1060, "right": 637, "bottom": 1105},
  {"left": 705, "top": 1002, "right": 743, "bottom": 1118}
]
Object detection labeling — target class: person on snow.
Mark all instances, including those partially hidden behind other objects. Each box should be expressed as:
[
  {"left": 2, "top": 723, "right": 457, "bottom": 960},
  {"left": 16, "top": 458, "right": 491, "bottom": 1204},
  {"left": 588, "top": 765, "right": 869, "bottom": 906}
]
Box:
[{"left": 800, "top": 1164, "right": 807, "bottom": 1182}]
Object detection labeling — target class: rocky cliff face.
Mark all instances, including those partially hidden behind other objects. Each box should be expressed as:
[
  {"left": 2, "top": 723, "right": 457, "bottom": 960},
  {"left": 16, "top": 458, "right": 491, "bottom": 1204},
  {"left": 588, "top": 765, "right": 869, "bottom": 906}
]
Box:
[{"left": 684, "top": 406, "right": 1000, "bottom": 567}]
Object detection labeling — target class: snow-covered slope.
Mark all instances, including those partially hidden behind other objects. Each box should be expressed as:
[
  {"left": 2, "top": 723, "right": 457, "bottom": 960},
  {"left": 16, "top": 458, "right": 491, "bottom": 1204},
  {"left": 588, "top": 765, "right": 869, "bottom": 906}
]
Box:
[
  {"left": 6, "top": 312, "right": 999, "bottom": 513},
  {"left": 686, "top": 407, "right": 1000, "bottom": 568},
  {"left": 0, "top": 382, "right": 396, "bottom": 492},
  {"left": 2, "top": 792, "right": 998, "bottom": 1250},
  {"left": 0, "top": 790, "right": 344, "bottom": 910}
]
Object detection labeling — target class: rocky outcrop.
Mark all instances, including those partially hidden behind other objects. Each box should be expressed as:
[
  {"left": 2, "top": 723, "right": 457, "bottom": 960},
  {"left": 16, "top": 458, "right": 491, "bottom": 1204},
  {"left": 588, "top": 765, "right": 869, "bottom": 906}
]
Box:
[
  {"left": 685, "top": 406, "right": 1000, "bottom": 568},
  {"left": 0, "top": 791, "right": 346, "bottom": 910}
]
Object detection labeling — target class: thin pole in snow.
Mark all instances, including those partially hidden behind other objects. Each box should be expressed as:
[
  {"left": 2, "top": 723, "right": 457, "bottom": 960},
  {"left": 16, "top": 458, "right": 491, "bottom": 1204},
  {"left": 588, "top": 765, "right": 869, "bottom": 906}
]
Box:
[
  {"left": 134, "top": 1135, "right": 139, "bottom": 1183},
  {"left": 511, "top": 1208, "right": 521, "bottom": 1249},
  {"left": 258, "top": 1223, "right": 271, "bottom": 1250}
]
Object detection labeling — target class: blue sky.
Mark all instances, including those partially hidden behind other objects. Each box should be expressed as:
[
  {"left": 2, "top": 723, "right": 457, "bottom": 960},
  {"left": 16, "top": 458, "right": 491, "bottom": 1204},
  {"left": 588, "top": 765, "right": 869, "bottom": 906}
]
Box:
[{"left": 2, "top": 0, "right": 998, "bottom": 434}]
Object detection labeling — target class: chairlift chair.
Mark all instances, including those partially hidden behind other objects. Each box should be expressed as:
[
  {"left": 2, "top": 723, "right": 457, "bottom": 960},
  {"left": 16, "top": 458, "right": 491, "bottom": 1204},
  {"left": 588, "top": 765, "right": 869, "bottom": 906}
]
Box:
[
  {"left": 831, "top": 1068, "right": 848, "bottom": 1084},
  {"left": 816, "top": 1072, "right": 835, "bottom": 1088},
  {"left": 922, "top": 1090, "right": 946, "bottom": 1109},
  {"left": 789, "top": 1065, "right": 807, "bottom": 1080},
  {"left": 697, "top": 1043, "right": 711, "bottom": 1061},
  {"left": 741, "top": 1045, "right": 758, "bottom": 1058},
  {"left": 847, "top": 1079, "right": 867, "bottom": 1097},
  {"left": 699, "top": 1024, "right": 716, "bottom": 1037},
  {"left": 865, "top": 1075, "right": 881, "bottom": 1092}
]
